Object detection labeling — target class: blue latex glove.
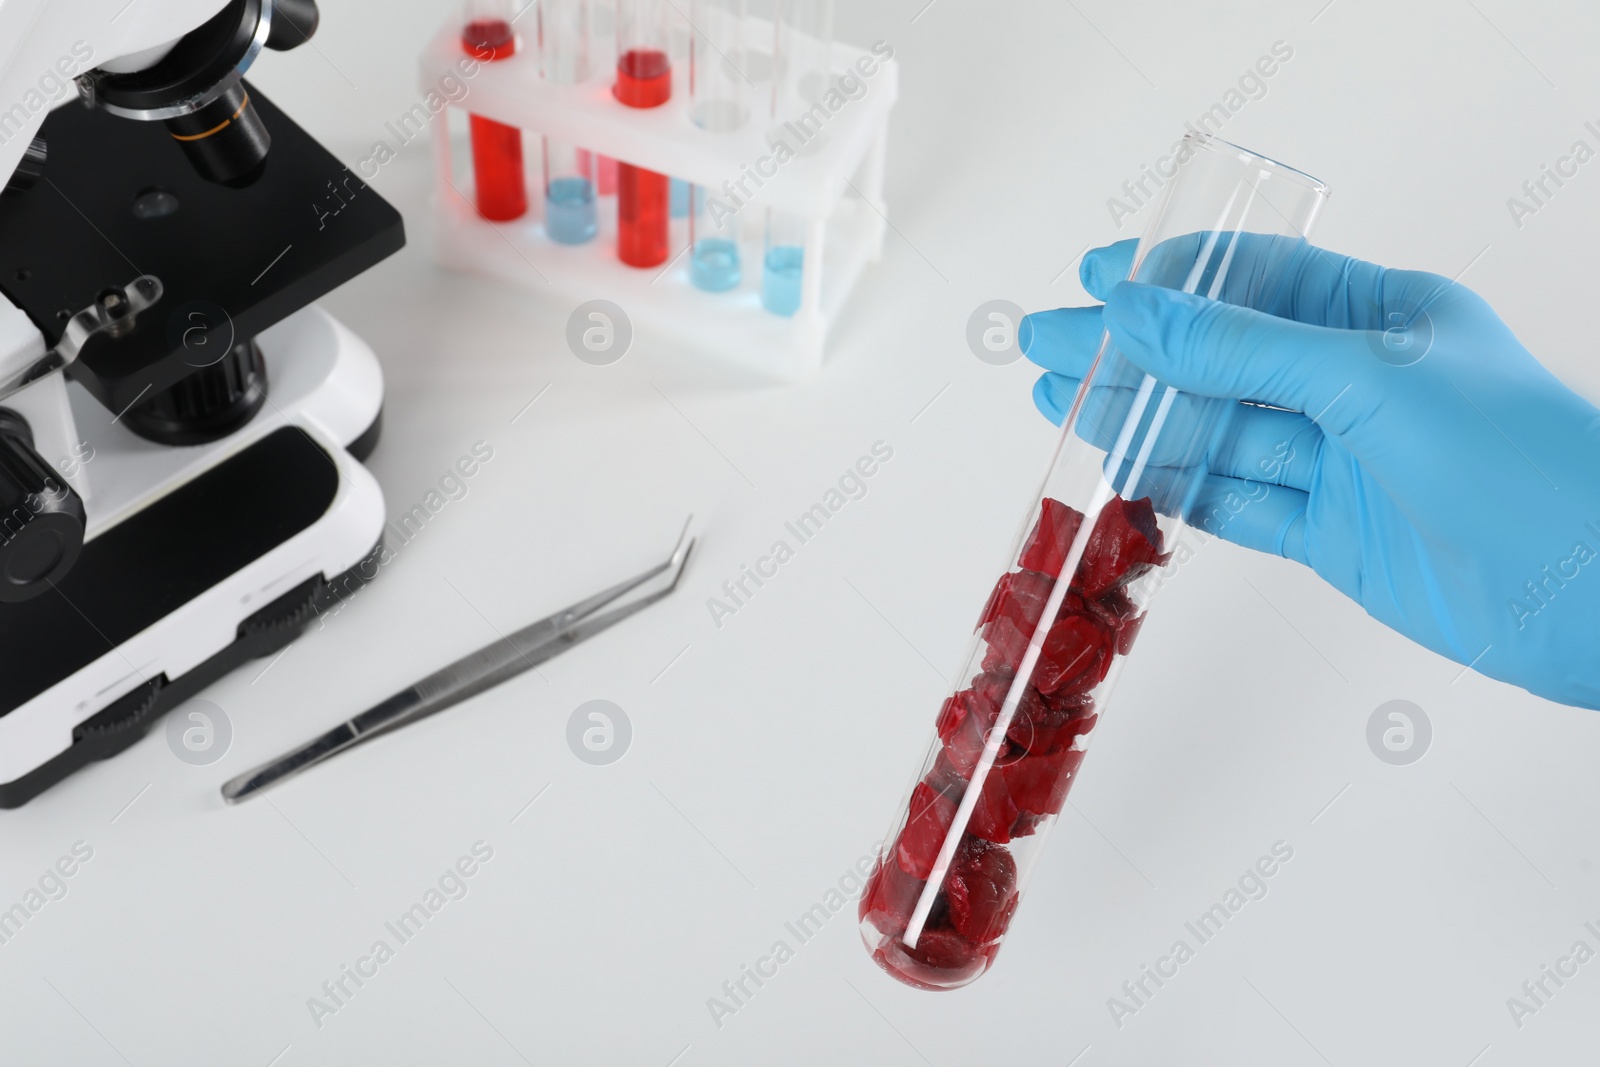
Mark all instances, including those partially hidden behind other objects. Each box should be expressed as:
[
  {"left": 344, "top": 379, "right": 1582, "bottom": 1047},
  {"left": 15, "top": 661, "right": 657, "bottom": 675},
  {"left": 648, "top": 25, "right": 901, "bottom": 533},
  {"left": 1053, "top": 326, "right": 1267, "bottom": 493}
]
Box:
[{"left": 1022, "top": 238, "right": 1600, "bottom": 710}]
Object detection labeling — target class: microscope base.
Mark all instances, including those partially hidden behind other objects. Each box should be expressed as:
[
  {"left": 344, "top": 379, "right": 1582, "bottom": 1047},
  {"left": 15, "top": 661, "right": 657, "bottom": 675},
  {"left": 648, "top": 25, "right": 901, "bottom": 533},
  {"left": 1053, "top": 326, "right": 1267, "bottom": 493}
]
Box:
[
  {"left": 0, "top": 306, "right": 388, "bottom": 807},
  {"left": 0, "top": 533, "right": 385, "bottom": 809}
]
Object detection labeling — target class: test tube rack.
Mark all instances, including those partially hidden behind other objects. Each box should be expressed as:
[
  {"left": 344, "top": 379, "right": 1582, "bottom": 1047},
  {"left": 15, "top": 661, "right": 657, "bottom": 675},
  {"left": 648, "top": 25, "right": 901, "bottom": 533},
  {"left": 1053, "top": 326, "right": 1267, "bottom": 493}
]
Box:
[{"left": 418, "top": 16, "right": 898, "bottom": 380}]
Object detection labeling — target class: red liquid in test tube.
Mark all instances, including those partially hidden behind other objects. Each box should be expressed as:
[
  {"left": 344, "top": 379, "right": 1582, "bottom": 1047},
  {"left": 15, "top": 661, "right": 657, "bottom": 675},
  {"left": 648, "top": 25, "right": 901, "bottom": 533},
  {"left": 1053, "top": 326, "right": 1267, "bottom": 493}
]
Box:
[
  {"left": 612, "top": 2, "right": 672, "bottom": 267},
  {"left": 461, "top": 15, "right": 527, "bottom": 222}
]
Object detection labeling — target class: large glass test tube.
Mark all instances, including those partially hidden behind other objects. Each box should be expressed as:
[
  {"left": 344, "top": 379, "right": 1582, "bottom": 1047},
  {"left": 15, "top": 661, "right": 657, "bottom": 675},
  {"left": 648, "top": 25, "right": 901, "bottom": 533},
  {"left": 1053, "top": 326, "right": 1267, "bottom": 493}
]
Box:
[
  {"left": 614, "top": 0, "right": 672, "bottom": 267},
  {"left": 859, "top": 134, "right": 1330, "bottom": 990},
  {"left": 540, "top": 0, "right": 596, "bottom": 244},
  {"left": 762, "top": 0, "right": 832, "bottom": 315},
  {"left": 689, "top": 0, "right": 747, "bottom": 291}
]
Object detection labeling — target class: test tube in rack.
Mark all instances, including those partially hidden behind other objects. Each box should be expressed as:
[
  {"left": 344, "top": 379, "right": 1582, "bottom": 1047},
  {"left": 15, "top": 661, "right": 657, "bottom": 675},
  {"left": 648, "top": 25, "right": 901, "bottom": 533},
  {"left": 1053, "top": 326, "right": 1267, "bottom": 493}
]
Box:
[
  {"left": 613, "top": 0, "right": 672, "bottom": 267},
  {"left": 461, "top": 0, "right": 526, "bottom": 222},
  {"left": 540, "top": 0, "right": 597, "bottom": 244},
  {"left": 589, "top": 1, "right": 620, "bottom": 196},
  {"left": 688, "top": 0, "right": 747, "bottom": 291},
  {"left": 762, "top": 0, "right": 834, "bottom": 314}
]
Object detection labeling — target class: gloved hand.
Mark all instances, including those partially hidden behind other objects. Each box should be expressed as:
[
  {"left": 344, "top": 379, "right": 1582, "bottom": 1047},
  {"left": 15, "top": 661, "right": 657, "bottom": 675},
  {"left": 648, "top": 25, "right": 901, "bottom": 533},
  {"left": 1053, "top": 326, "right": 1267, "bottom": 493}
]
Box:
[{"left": 1021, "top": 238, "right": 1600, "bottom": 710}]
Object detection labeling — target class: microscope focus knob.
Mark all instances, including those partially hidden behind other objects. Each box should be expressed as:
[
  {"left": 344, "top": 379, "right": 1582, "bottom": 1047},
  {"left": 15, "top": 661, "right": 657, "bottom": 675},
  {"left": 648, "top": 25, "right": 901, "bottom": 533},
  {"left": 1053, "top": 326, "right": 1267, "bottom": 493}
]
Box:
[{"left": 0, "top": 412, "right": 85, "bottom": 603}]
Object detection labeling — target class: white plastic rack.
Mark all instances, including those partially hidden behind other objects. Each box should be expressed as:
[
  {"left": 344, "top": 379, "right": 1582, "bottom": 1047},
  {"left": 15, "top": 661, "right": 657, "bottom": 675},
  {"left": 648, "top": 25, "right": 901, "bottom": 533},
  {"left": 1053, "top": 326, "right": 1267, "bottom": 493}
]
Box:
[{"left": 418, "top": 17, "right": 898, "bottom": 379}]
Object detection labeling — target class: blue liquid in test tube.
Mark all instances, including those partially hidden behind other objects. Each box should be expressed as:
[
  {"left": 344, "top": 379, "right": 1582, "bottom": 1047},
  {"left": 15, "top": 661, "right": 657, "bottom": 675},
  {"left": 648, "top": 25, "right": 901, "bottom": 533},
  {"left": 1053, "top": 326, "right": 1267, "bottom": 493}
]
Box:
[
  {"left": 546, "top": 175, "right": 597, "bottom": 244},
  {"left": 692, "top": 237, "right": 741, "bottom": 291},
  {"left": 761, "top": 244, "right": 803, "bottom": 316}
]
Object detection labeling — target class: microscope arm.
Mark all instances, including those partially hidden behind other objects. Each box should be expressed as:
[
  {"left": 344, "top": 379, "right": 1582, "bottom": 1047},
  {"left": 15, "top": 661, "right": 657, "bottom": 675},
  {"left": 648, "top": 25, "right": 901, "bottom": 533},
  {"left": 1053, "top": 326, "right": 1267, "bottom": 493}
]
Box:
[{"left": 0, "top": 0, "right": 232, "bottom": 192}]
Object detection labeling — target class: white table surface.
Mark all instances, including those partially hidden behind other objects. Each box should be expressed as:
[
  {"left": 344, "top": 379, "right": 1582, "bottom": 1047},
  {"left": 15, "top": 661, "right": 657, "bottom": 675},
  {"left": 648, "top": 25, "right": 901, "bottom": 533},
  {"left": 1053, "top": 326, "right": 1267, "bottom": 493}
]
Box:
[{"left": 5, "top": 0, "right": 1600, "bottom": 1064}]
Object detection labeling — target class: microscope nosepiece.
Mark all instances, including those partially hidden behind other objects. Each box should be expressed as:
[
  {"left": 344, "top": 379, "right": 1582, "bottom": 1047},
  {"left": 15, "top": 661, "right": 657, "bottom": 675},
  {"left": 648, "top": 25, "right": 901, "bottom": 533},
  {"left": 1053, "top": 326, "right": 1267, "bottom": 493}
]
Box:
[{"left": 78, "top": 0, "right": 315, "bottom": 187}]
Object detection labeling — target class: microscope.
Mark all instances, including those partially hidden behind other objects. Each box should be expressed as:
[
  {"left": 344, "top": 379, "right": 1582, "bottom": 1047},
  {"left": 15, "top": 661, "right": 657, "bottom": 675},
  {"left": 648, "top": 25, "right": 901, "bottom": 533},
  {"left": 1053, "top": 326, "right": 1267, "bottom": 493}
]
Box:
[{"left": 0, "top": 0, "right": 404, "bottom": 805}]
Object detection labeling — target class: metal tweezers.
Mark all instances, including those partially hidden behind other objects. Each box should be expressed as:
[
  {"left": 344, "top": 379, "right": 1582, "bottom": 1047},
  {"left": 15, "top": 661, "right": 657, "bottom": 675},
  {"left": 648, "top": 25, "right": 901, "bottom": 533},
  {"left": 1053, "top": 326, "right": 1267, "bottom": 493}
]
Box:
[{"left": 220, "top": 519, "right": 695, "bottom": 803}]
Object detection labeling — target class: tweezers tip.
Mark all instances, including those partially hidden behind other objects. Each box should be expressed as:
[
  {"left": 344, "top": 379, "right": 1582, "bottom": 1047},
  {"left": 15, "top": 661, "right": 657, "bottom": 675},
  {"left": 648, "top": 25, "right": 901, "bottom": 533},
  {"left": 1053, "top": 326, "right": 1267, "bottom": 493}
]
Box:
[
  {"left": 669, "top": 516, "right": 694, "bottom": 565},
  {"left": 668, "top": 538, "right": 696, "bottom": 591},
  {"left": 220, "top": 772, "right": 263, "bottom": 804}
]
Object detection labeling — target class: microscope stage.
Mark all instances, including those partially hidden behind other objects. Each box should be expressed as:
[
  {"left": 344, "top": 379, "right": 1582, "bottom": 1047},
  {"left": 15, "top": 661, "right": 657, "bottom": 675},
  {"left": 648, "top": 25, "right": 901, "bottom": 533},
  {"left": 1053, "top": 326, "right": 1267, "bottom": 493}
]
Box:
[{"left": 0, "top": 82, "right": 404, "bottom": 414}]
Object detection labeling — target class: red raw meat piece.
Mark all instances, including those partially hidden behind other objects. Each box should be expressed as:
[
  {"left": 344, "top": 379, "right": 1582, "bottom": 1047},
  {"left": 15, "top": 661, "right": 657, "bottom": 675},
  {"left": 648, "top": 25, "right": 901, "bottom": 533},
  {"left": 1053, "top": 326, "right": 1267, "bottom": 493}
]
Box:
[
  {"left": 943, "top": 683, "right": 1095, "bottom": 844},
  {"left": 1032, "top": 613, "right": 1113, "bottom": 697},
  {"left": 1089, "top": 587, "right": 1138, "bottom": 626},
  {"left": 1004, "top": 744, "right": 1085, "bottom": 816},
  {"left": 935, "top": 690, "right": 977, "bottom": 746},
  {"left": 1009, "top": 810, "right": 1049, "bottom": 838},
  {"left": 1084, "top": 586, "right": 1147, "bottom": 655},
  {"left": 897, "top": 783, "right": 956, "bottom": 879},
  {"left": 1004, "top": 694, "right": 1094, "bottom": 758},
  {"left": 969, "top": 766, "right": 1020, "bottom": 843},
  {"left": 984, "top": 585, "right": 1119, "bottom": 697},
  {"left": 980, "top": 577, "right": 1059, "bottom": 676},
  {"left": 976, "top": 569, "right": 1054, "bottom": 633},
  {"left": 940, "top": 731, "right": 1090, "bottom": 845},
  {"left": 969, "top": 737, "right": 1089, "bottom": 843},
  {"left": 1043, "top": 684, "right": 1094, "bottom": 710},
  {"left": 946, "top": 837, "right": 1020, "bottom": 945},
  {"left": 935, "top": 690, "right": 986, "bottom": 774},
  {"left": 937, "top": 689, "right": 1024, "bottom": 775},
  {"left": 970, "top": 670, "right": 1065, "bottom": 756},
  {"left": 871, "top": 927, "right": 987, "bottom": 990},
  {"left": 1038, "top": 684, "right": 1095, "bottom": 716},
  {"left": 1019, "top": 498, "right": 1085, "bottom": 578},
  {"left": 972, "top": 667, "right": 1016, "bottom": 709},
  {"left": 981, "top": 613, "right": 1030, "bottom": 674},
  {"left": 1009, "top": 700, "right": 1092, "bottom": 755},
  {"left": 1074, "top": 496, "right": 1170, "bottom": 597},
  {"left": 925, "top": 749, "right": 970, "bottom": 798},
  {"left": 860, "top": 853, "right": 926, "bottom": 937},
  {"left": 901, "top": 927, "right": 980, "bottom": 969}
]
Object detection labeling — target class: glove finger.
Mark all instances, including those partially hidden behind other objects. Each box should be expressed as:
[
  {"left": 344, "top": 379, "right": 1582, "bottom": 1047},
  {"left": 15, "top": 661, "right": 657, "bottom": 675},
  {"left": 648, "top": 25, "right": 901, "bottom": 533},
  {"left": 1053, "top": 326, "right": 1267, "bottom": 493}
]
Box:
[
  {"left": 1080, "top": 239, "right": 1140, "bottom": 301},
  {"left": 1038, "top": 373, "right": 1217, "bottom": 465},
  {"left": 1209, "top": 405, "right": 1320, "bottom": 492},
  {"left": 1084, "top": 234, "right": 1320, "bottom": 316},
  {"left": 1130, "top": 232, "right": 1465, "bottom": 332},
  {"left": 1186, "top": 474, "right": 1311, "bottom": 564},
  {"left": 1077, "top": 379, "right": 1236, "bottom": 472},
  {"left": 1104, "top": 281, "right": 1386, "bottom": 461},
  {"left": 1020, "top": 306, "right": 1105, "bottom": 377},
  {"left": 1038, "top": 371, "right": 1320, "bottom": 494},
  {"left": 1033, "top": 372, "right": 1078, "bottom": 426}
]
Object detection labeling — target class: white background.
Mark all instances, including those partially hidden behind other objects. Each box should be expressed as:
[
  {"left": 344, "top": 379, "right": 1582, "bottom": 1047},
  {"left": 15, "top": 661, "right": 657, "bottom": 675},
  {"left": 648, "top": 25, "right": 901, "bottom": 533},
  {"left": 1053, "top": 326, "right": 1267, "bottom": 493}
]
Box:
[{"left": 3, "top": 0, "right": 1600, "bottom": 1064}]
